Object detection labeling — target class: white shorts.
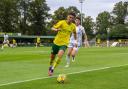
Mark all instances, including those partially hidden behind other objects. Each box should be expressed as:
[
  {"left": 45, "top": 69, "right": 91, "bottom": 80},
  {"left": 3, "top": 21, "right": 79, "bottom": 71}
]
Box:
[
  {"left": 3, "top": 40, "right": 9, "bottom": 44},
  {"left": 68, "top": 43, "right": 80, "bottom": 51}
]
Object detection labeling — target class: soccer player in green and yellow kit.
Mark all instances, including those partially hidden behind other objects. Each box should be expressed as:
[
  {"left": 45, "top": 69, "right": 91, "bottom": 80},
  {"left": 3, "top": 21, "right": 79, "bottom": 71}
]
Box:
[
  {"left": 36, "top": 36, "right": 41, "bottom": 48},
  {"left": 48, "top": 12, "right": 77, "bottom": 76},
  {"left": 12, "top": 39, "right": 17, "bottom": 48}
]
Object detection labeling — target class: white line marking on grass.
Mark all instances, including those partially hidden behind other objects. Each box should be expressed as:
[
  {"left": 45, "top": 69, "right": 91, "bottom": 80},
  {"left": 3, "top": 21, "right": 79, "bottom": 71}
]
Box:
[{"left": 0, "top": 64, "right": 128, "bottom": 87}]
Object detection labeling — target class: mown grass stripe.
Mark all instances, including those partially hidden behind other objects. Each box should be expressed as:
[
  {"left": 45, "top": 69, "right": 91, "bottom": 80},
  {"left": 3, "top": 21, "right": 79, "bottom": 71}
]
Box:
[{"left": 0, "top": 64, "right": 128, "bottom": 87}]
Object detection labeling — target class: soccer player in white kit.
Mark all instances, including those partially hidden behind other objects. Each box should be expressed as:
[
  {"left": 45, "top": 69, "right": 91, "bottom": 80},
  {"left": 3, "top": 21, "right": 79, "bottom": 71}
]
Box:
[
  {"left": 1, "top": 33, "right": 9, "bottom": 49},
  {"left": 65, "top": 17, "right": 89, "bottom": 67}
]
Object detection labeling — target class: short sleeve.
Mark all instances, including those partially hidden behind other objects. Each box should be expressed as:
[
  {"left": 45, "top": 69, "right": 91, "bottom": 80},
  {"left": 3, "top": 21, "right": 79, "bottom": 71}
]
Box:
[
  {"left": 53, "top": 21, "right": 63, "bottom": 29},
  {"left": 73, "top": 24, "right": 76, "bottom": 32}
]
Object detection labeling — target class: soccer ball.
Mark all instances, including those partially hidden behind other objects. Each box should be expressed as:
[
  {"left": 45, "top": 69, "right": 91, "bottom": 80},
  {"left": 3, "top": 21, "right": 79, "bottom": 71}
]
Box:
[{"left": 57, "top": 74, "right": 66, "bottom": 83}]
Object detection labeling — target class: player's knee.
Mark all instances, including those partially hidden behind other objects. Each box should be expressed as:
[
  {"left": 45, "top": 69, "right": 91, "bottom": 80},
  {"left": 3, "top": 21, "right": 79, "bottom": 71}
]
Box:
[
  {"left": 67, "top": 53, "right": 71, "bottom": 57},
  {"left": 50, "top": 54, "right": 55, "bottom": 59},
  {"left": 72, "top": 55, "right": 75, "bottom": 58}
]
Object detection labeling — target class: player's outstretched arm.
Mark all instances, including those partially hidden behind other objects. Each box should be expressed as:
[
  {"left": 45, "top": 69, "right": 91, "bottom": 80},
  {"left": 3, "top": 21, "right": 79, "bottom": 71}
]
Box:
[
  {"left": 73, "top": 31, "right": 78, "bottom": 47},
  {"left": 84, "top": 33, "right": 90, "bottom": 47},
  {"left": 51, "top": 27, "right": 61, "bottom": 32}
]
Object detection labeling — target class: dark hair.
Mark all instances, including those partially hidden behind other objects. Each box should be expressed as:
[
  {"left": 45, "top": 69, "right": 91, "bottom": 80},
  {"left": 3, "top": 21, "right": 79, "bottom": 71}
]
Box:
[
  {"left": 75, "top": 16, "right": 81, "bottom": 21},
  {"left": 68, "top": 12, "right": 76, "bottom": 17}
]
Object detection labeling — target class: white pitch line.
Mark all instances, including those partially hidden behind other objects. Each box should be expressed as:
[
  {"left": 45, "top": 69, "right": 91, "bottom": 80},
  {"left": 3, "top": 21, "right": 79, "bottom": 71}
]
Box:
[{"left": 0, "top": 64, "right": 128, "bottom": 87}]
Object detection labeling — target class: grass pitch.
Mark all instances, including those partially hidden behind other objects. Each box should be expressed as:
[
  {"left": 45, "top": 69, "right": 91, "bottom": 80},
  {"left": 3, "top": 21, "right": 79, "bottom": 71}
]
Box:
[{"left": 0, "top": 47, "right": 128, "bottom": 89}]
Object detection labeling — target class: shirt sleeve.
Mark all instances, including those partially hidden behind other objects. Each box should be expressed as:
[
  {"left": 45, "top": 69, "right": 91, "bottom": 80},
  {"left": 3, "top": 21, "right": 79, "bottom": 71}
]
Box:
[
  {"left": 73, "top": 24, "right": 76, "bottom": 32},
  {"left": 53, "top": 21, "right": 63, "bottom": 29}
]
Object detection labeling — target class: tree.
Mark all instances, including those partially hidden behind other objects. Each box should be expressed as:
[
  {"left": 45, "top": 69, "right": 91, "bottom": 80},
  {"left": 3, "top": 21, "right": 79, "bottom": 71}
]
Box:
[
  {"left": 66, "top": 6, "right": 80, "bottom": 15},
  {"left": 28, "top": 0, "right": 50, "bottom": 35},
  {"left": 112, "top": 1, "right": 128, "bottom": 24},
  {"left": 96, "top": 11, "right": 111, "bottom": 39},
  {"left": 110, "top": 24, "right": 128, "bottom": 39},
  {"left": 0, "top": 0, "right": 19, "bottom": 32},
  {"left": 17, "top": 0, "right": 31, "bottom": 34},
  {"left": 52, "top": 7, "right": 67, "bottom": 22},
  {"left": 83, "top": 16, "right": 94, "bottom": 39},
  {"left": 51, "top": 6, "right": 80, "bottom": 23},
  {"left": 17, "top": 0, "right": 50, "bottom": 35}
]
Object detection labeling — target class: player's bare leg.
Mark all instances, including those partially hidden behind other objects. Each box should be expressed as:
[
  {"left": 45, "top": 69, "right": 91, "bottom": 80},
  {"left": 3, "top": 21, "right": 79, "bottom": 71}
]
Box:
[
  {"left": 50, "top": 53, "right": 56, "bottom": 66},
  {"left": 65, "top": 48, "right": 73, "bottom": 67},
  {"left": 48, "top": 50, "right": 64, "bottom": 76},
  {"left": 71, "top": 47, "right": 78, "bottom": 62}
]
